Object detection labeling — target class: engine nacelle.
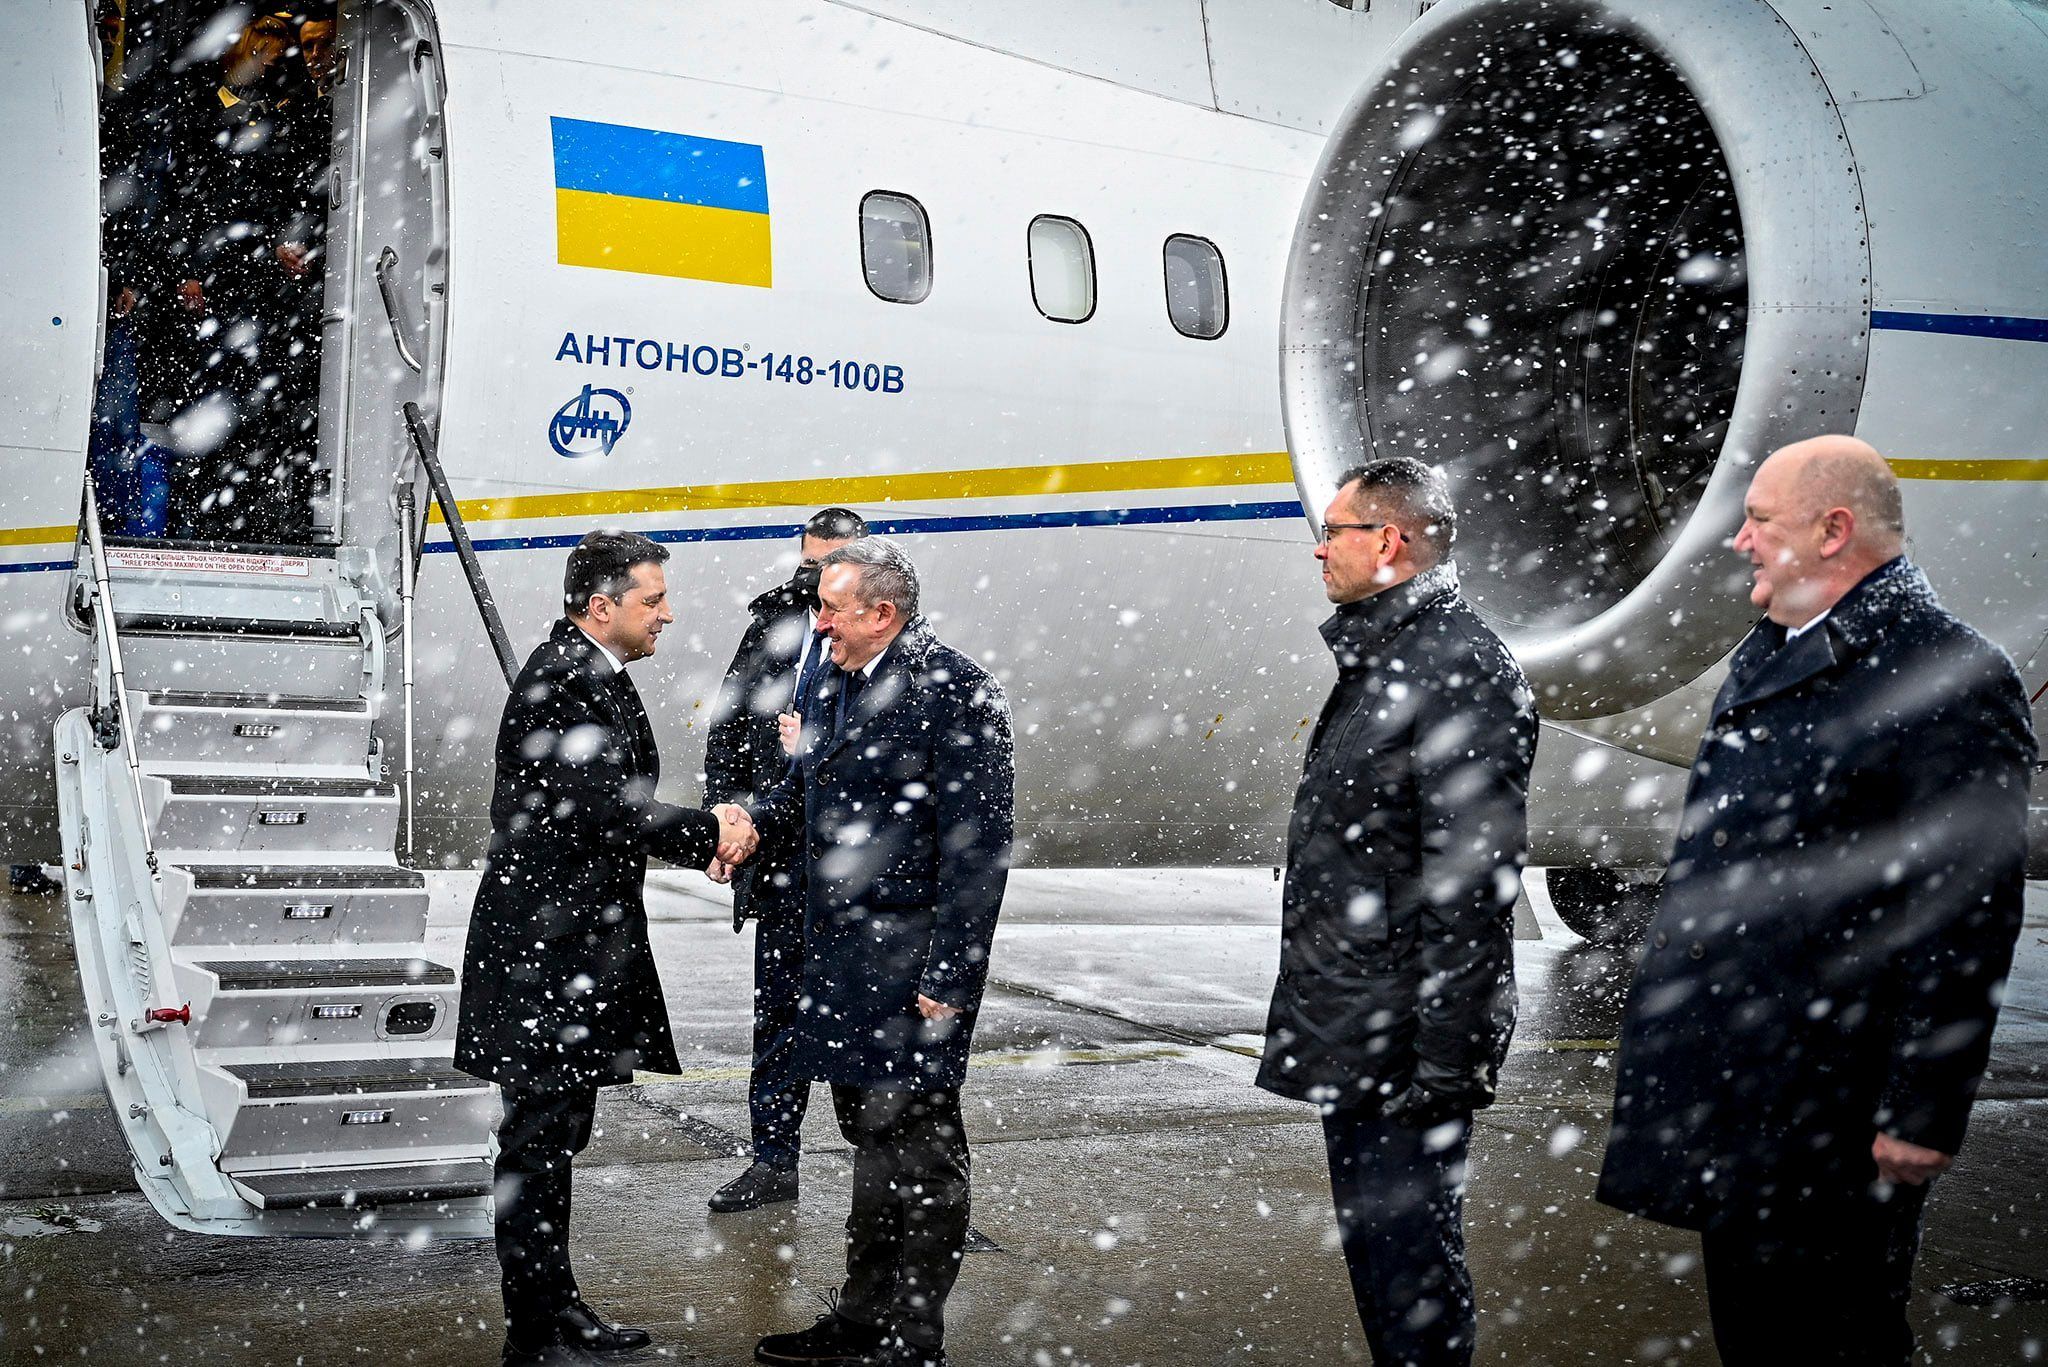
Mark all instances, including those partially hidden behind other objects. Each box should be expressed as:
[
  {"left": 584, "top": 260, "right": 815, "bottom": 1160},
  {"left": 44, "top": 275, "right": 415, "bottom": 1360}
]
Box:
[{"left": 1283, "top": 0, "right": 2048, "bottom": 720}]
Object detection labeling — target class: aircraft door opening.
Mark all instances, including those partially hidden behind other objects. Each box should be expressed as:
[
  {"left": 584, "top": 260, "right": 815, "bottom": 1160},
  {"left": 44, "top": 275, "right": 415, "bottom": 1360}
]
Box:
[{"left": 320, "top": 0, "right": 449, "bottom": 622}]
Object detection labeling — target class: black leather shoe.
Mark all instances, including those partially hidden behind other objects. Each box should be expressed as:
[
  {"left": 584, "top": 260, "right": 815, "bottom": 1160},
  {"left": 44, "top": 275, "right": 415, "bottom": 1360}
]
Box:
[
  {"left": 709, "top": 1160, "right": 799, "bottom": 1213},
  {"left": 860, "top": 1341, "right": 949, "bottom": 1367},
  {"left": 754, "top": 1312, "right": 886, "bottom": 1365},
  {"left": 555, "top": 1302, "right": 651, "bottom": 1354}
]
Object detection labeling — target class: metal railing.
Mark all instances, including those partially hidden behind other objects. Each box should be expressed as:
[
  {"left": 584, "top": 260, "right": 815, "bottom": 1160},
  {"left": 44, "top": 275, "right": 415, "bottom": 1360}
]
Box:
[
  {"left": 402, "top": 402, "right": 517, "bottom": 688},
  {"left": 78, "top": 474, "right": 160, "bottom": 879}
]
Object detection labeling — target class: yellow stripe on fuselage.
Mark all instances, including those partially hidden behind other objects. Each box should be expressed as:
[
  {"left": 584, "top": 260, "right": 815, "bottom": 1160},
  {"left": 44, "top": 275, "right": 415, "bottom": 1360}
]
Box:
[
  {"left": 0, "top": 524, "right": 73, "bottom": 548},
  {"left": 555, "top": 188, "right": 772, "bottom": 288},
  {"left": 1886, "top": 457, "right": 2048, "bottom": 482},
  {"left": 437, "top": 451, "right": 1298, "bottom": 526}
]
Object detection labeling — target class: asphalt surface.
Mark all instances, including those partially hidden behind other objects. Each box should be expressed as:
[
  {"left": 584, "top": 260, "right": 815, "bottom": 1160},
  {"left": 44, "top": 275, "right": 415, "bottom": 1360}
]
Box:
[{"left": 3, "top": 869, "right": 2044, "bottom": 1365}]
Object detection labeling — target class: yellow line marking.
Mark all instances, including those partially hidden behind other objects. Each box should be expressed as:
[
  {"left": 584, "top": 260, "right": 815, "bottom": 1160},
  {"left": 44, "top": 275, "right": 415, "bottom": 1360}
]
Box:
[
  {"left": 633, "top": 1043, "right": 1194, "bottom": 1086},
  {"left": 436, "top": 451, "right": 1295, "bottom": 526},
  {"left": 0, "top": 1091, "right": 106, "bottom": 1115},
  {"left": 1889, "top": 458, "right": 2048, "bottom": 482}
]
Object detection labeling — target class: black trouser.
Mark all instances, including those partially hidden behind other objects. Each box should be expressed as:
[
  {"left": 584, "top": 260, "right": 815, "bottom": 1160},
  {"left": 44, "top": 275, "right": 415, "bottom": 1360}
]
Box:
[
  {"left": 748, "top": 903, "right": 811, "bottom": 1171},
  {"left": 1321, "top": 1106, "right": 1475, "bottom": 1367},
  {"left": 495, "top": 1081, "right": 598, "bottom": 1346},
  {"left": 832, "top": 1085, "right": 971, "bottom": 1351},
  {"left": 1701, "top": 1184, "right": 1928, "bottom": 1367}
]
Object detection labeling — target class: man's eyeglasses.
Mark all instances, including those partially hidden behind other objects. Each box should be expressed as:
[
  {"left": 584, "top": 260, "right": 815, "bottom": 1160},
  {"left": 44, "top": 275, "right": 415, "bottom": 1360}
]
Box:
[{"left": 1317, "top": 521, "right": 1388, "bottom": 545}]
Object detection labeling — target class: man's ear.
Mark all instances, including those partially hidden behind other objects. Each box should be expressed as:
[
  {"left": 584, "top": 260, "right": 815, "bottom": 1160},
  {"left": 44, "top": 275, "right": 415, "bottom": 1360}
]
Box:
[{"left": 1817, "top": 507, "right": 1857, "bottom": 558}]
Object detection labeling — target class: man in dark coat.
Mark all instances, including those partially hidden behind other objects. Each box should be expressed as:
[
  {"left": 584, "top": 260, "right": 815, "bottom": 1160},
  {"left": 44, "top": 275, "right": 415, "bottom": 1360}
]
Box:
[
  {"left": 748, "top": 537, "right": 1014, "bottom": 1367},
  {"left": 1257, "top": 457, "right": 1536, "bottom": 1367},
  {"left": 1598, "top": 436, "right": 2037, "bottom": 1366},
  {"left": 703, "top": 507, "right": 867, "bottom": 1213},
  {"left": 457, "top": 530, "right": 756, "bottom": 1366}
]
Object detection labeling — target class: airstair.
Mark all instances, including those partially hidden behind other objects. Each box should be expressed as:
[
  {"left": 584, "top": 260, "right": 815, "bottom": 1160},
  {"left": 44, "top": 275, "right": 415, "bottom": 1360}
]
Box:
[{"left": 54, "top": 484, "right": 496, "bottom": 1237}]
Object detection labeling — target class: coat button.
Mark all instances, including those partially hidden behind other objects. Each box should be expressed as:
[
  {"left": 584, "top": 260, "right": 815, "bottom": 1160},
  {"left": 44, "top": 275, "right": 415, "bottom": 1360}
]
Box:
[
  {"left": 1651, "top": 931, "right": 1669, "bottom": 950},
  {"left": 1687, "top": 941, "right": 1706, "bottom": 960},
  {"left": 1712, "top": 830, "right": 1729, "bottom": 848}
]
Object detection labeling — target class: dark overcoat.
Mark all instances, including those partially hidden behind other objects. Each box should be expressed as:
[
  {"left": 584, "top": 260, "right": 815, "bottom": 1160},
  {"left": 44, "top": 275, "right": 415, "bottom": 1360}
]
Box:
[
  {"left": 1598, "top": 558, "right": 2037, "bottom": 1231},
  {"left": 456, "top": 619, "right": 719, "bottom": 1091},
  {"left": 1256, "top": 565, "right": 1538, "bottom": 1111},
  {"left": 753, "top": 618, "right": 1015, "bottom": 1091},
  {"left": 704, "top": 581, "right": 811, "bottom": 930}
]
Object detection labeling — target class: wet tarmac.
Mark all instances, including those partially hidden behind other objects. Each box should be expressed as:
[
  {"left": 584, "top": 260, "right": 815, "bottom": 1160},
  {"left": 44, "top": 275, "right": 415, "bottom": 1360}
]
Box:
[{"left": 3, "top": 869, "right": 2044, "bottom": 1364}]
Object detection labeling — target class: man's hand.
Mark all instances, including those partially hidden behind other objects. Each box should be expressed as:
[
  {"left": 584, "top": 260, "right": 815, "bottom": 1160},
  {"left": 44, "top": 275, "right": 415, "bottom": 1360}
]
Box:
[
  {"left": 777, "top": 710, "right": 802, "bottom": 757},
  {"left": 276, "top": 242, "right": 311, "bottom": 275},
  {"left": 1382, "top": 1082, "right": 1474, "bottom": 1132},
  {"left": 916, "top": 994, "right": 961, "bottom": 1022},
  {"left": 1873, "top": 1132, "right": 1952, "bottom": 1187},
  {"left": 177, "top": 279, "right": 206, "bottom": 313},
  {"left": 705, "top": 857, "right": 733, "bottom": 885},
  {"left": 712, "top": 803, "right": 758, "bottom": 866}
]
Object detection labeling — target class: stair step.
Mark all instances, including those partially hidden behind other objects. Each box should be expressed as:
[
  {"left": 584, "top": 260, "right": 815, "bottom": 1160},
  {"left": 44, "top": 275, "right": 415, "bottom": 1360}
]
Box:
[
  {"left": 147, "top": 691, "right": 370, "bottom": 713},
  {"left": 119, "top": 631, "right": 368, "bottom": 702},
  {"left": 116, "top": 613, "right": 362, "bottom": 638},
  {"left": 130, "top": 690, "right": 372, "bottom": 771},
  {"left": 230, "top": 1158, "right": 494, "bottom": 1211},
  {"left": 188, "top": 864, "right": 426, "bottom": 891},
  {"left": 148, "top": 776, "right": 398, "bottom": 856},
  {"left": 201, "top": 958, "right": 454, "bottom": 992},
  {"left": 166, "top": 863, "right": 430, "bottom": 948},
  {"left": 203, "top": 1057, "right": 496, "bottom": 1169},
  {"left": 177, "top": 957, "right": 457, "bottom": 1050},
  {"left": 227, "top": 1057, "right": 484, "bottom": 1100}
]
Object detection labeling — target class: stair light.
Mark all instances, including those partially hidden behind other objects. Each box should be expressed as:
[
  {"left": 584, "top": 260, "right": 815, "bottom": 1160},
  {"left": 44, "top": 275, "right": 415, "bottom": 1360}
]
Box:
[
  {"left": 312, "top": 1004, "right": 362, "bottom": 1020},
  {"left": 340, "top": 1109, "right": 394, "bottom": 1126}
]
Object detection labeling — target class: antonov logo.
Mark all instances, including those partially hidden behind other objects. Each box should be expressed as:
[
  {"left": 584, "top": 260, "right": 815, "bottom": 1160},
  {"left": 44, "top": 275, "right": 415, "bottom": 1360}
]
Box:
[{"left": 549, "top": 384, "right": 632, "bottom": 458}]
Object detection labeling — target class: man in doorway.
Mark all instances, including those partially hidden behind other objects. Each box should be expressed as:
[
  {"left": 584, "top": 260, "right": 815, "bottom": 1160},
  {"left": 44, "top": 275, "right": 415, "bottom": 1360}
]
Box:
[
  {"left": 704, "top": 507, "right": 868, "bottom": 1212},
  {"left": 456, "top": 529, "right": 757, "bottom": 1366},
  {"left": 1598, "top": 436, "right": 2037, "bottom": 1366},
  {"left": 1257, "top": 457, "right": 1536, "bottom": 1367},
  {"left": 748, "top": 537, "right": 1014, "bottom": 1367}
]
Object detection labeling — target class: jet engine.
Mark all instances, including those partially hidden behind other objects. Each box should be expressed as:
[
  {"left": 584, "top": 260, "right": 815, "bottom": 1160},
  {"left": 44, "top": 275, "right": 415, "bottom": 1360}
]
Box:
[{"left": 1281, "top": 0, "right": 2048, "bottom": 721}]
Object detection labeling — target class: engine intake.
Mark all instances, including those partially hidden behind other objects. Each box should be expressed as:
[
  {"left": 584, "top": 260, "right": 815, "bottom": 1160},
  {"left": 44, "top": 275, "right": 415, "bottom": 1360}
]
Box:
[{"left": 1284, "top": 0, "right": 1872, "bottom": 716}]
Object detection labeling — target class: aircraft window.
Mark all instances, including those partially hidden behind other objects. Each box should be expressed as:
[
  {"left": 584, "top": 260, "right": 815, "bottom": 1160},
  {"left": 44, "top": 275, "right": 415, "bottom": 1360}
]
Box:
[
  {"left": 1028, "top": 216, "right": 1096, "bottom": 324},
  {"left": 1163, "top": 235, "right": 1228, "bottom": 339},
  {"left": 861, "top": 191, "right": 932, "bottom": 304}
]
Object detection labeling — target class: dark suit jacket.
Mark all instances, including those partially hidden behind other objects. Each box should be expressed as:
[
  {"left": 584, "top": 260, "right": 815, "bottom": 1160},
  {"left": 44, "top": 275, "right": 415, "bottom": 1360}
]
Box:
[
  {"left": 1598, "top": 558, "right": 2037, "bottom": 1231},
  {"left": 704, "top": 581, "right": 813, "bottom": 930},
  {"left": 753, "top": 618, "right": 1015, "bottom": 1090},
  {"left": 456, "top": 619, "right": 718, "bottom": 1091}
]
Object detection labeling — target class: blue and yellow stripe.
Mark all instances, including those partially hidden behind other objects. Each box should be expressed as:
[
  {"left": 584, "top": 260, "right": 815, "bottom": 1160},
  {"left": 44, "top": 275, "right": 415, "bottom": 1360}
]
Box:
[{"left": 551, "top": 117, "right": 772, "bottom": 288}]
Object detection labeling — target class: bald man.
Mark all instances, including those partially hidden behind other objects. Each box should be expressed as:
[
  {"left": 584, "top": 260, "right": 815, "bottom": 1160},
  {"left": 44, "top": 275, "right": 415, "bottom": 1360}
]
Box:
[{"left": 1597, "top": 436, "right": 2037, "bottom": 1366}]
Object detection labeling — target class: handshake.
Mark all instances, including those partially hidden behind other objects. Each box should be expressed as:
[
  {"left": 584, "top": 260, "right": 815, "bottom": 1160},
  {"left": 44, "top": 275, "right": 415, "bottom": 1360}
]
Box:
[{"left": 707, "top": 803, "right": 758, "bottom": 884}]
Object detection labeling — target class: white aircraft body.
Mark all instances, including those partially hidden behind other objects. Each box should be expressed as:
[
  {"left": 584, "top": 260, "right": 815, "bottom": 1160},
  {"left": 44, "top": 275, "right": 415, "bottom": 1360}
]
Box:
[{"left": 0, "top": 0, "right": 2041, "bottom": 1233}]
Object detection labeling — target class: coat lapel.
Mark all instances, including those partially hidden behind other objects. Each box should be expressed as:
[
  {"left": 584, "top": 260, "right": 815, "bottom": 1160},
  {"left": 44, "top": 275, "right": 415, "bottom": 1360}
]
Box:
[{"left": 1716, "top": 621, "right": 1836, "bottom": 717}]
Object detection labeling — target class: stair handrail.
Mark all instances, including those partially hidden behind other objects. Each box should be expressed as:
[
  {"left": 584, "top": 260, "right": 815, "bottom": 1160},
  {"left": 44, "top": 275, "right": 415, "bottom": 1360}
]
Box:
[
  {"left": 396, "top": 469, "right": 419, "bottom": 859},
  {"left": 78, "top": 474, "right": 161, "bottom": 880},
  {"left": 401, "top": 402, "right": 519, "bottom": 688}
]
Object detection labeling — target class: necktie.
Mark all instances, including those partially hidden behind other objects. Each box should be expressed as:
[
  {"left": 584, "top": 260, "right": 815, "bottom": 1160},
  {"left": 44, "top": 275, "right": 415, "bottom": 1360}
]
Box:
[
  {"left": 833, "top": 665, "right": 865, "bottom": 741},
  {"left": 791, "top": 634, "right": 828, "bottom": 717}
]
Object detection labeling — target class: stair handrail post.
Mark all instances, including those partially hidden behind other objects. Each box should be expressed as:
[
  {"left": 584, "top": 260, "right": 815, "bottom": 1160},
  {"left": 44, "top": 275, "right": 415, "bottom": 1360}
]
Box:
[
  {"left": 401, "top": 402, "right": 519, "bottom": 688},
  {"left": 396, "top": 476, "right": 418, "bottom": 860},
  {"left": 78, "top": 473, "right": 161, "bottom": 880}
]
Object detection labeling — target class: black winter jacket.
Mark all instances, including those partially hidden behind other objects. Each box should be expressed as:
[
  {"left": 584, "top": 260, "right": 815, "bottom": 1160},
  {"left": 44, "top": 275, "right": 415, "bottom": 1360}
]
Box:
[
  {"left": 456, "top": 620, "right": 718, "bottom": 1091},
  {"left": 704, "top": 581, "right": 813, "bottom": 929},
  {"left": 1598, "top": 558, "right": 2037, "bottom": 1231},
  {"left": 1256, "top": 565, "right": 1537, "bottom": 1112}
]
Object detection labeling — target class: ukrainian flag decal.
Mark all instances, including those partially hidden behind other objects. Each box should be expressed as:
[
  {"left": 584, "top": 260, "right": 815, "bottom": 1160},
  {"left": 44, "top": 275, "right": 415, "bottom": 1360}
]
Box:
[{"left": 551, "top": 117, "right": 772, "bottom": 288}]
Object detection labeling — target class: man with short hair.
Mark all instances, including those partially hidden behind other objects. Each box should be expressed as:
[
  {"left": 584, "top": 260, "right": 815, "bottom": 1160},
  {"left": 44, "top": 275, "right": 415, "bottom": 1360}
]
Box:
[
  {"left": 1257, "top": 457, "right": 1536, "bottom": 1367},
  {"left": 748, "top": 537, "right": 1014, "bottom": 1367},
  {"left": 457, "top": 529, "right": 757, "bottom": 1366},
  {"left": 1598, "top": 435, "right": 2037, "bottom": 1366},
  {"left": 704, "top": 507, "right": 868, "bottom": 1213}
]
